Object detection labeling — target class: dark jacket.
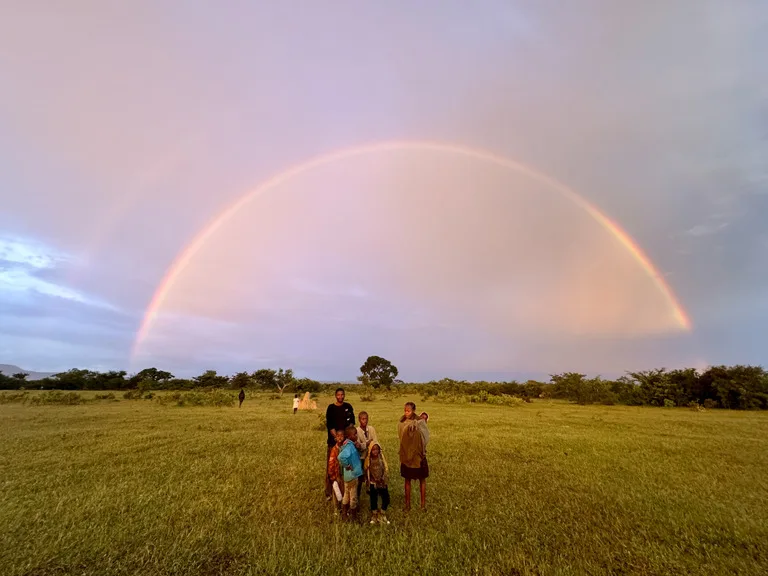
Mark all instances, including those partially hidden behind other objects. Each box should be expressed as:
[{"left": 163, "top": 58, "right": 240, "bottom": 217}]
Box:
[{"left": 326, "top": 402, "right": 355, "bottom": 446}]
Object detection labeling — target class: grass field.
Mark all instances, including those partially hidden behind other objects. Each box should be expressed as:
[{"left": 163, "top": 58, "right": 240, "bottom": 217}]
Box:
[{"left": 1, "top": 393, "right": 767, "bottom": 576}]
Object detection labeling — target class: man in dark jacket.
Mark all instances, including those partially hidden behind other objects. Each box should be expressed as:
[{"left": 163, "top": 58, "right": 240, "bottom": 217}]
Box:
[{"left": 325, "top": 388, "right": 355, "bottom": 500}]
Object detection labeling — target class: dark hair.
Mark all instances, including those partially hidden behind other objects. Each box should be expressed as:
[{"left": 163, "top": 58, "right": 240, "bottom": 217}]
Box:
[
  {"left": 335, "top": 388, "right": 345, "bottom": 394},
  {"left": 344, "top": 425, "right": 357, "bottom": 437},
  {"left": 405, "top": 401, "right": 416, "bottom": 410},
  {"left": 358, "top": 411, "right": 368, "bottom": 418}
]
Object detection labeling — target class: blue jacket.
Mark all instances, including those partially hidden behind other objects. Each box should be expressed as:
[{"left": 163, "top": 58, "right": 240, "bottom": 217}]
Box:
[{"left": 338, "top": 440, "right": 363, "bottom": 482}]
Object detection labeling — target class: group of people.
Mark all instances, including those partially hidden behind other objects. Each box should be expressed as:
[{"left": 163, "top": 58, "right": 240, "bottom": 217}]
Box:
[{"left": 324, "top": 388, "right": 430, "bottom": 523}]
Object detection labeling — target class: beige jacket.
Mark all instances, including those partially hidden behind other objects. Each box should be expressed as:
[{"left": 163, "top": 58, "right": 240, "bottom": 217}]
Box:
[{"left": 356, "top": 424, "right": 378, "bottom": 461}]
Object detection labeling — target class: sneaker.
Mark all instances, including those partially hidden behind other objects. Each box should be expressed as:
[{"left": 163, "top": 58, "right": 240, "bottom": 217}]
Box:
[
  {"left": 379, "top": 512, "right": 390, "bottom": 524},
  {"left": 369, "top": 511, "right": 379, "bottom": 525}
]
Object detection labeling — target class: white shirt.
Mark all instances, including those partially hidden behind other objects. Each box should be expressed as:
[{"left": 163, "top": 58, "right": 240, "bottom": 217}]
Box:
[{"left": 292, "top": 397, "right": 299, "bottom": 409}]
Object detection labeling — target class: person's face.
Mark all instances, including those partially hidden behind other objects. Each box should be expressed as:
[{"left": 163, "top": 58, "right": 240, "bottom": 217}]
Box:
[
  {"left": 348, "top": 429, "right": 358, "bottom": 442},
  {"left": 359, "top": 413, "right": 368, "bottom": 428},
  {"left": 420, "top": 412, "right": 428, "bottom": 421},
  {"left": 335, "top": 431, "right": 345, "bottom": 445},
  {"left": 404, "top": 404, "right": 414, "bottom": 418},
  {"left": 371, "top": 445, "right": 380, "bottom": 458},
  {"left": 335, "top": 390, "right": 345, "bottom": 403}
]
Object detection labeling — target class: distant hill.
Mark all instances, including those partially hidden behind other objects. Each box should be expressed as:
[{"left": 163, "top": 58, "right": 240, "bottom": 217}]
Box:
[{"left": 0, "top": 364, "right": 57, "bottom": 381}]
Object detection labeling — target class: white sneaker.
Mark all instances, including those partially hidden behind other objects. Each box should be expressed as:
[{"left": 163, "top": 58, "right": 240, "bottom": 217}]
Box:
[
  {"left": 369, "top": 511, "right": 379, "bottom": 524},
  {"left": 379, "top": 512, "right": 390, "bottom": 524}
]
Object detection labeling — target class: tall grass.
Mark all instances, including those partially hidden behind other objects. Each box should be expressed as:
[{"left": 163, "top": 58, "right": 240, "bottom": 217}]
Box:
[{"left": 1, "top": 394, "right": 767, "bottom": 575}]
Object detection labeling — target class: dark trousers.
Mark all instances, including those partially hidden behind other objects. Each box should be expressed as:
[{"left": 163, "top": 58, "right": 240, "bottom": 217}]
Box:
[{"left": 369, "top": 486, "right": 390, "bottom": 511}]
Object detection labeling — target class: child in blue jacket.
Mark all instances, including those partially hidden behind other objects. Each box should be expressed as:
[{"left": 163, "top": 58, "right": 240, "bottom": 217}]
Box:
[{"left": 338, "top": 425, "right": 364, "bottom": 521}]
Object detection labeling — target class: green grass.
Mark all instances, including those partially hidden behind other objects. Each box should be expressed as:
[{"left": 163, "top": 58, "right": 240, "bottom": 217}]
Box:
[{"left": 1, "top": 393, "right": 767, "bottom": 575}]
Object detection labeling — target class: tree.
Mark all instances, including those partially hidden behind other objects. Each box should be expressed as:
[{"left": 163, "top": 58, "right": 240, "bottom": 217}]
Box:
[
  {"left": 53, "top": 369, "right": 94, "bottom": 390},
  {"left": 550, "top": 372, "right": 587, "bottom": 400},
  {"left": 358, "top": 356, "right": 398, "bottom": 389},
  {"left": 252, "top": 369, "right": 277, "bottom": 389},
  {"left": 275, "top": 368, "right": 294, "bottom": 395},
  {"left": 229, "top": 371, "right": 253, "bottom": 390},
  {"left": 12, "top": 372, "right": 29, "bottom": 381},
  {"left": 193, "top": 370, "right": 229, "bottom": 388},
  {"left": 133, "top": 367, "right": 174, "bottom": 383}
]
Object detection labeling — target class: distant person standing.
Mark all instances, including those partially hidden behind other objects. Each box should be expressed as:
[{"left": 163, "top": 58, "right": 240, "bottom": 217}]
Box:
[
  {"left": 293, "top": 394, "right": 299, "bottom": 414},
  {"left": 238, "top": 388, "right": 245, "bottom": 408},
  {"left": 325, "top": 388, "right": 355, "bottom": 500}
]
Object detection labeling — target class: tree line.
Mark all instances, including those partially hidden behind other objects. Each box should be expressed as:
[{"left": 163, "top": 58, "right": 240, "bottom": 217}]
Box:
[{"left": 1, "top": 361, "right": 767, "bottom": 410}]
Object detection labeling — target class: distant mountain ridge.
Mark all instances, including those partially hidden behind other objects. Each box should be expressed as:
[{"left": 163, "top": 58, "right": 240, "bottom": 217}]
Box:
[{"left": 0, "top": 364, "right": 56, "bottom": 381}]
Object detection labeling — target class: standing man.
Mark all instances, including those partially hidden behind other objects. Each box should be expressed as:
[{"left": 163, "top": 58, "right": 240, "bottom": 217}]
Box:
[
  {"left": 325, "top": 388, "right": 355, "bottom": 500},
  {"left": 293, "top": 394, "right": 299, "bottom": 414},
  {"left": 238, "top": 388, "right": 245, "bottom": 408}
]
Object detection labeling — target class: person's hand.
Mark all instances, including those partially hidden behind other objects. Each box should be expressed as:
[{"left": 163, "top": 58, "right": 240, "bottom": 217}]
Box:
[{"left": 345, "top": 465, "right": 352, "bottom": 471}]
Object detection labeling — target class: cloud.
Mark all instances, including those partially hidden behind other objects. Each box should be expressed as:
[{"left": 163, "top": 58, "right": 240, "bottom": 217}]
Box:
[{"left": 0, "top": 236, "right": 117, "bottom": 310}]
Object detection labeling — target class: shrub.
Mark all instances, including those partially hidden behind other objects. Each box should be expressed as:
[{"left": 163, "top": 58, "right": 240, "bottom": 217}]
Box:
[
  {"left": 94, "top": 392, "right": 116, "bottom": 400},
  {"left": 663, "top": 399, "right": 675, "bottom": 408},
  {"left": 358, "top": 386, "right": 376, "bottom": 402},
  {"left": 168, "top": 388, "right": 235, "bottom": 407},
  {"left": 703, "top": 399, "right": 718, "bottom": 409},
  {"left": 123, "top": 390, "right": 143, "bottom": 400},
  {"left": 688, "top": 401, "right": 706, "bottom": 412},
  {"left": 29, "top": 391, "right": 85, "bottom": 405},
  {"left": 0, "top": 391, "right": 29, "bottom": 404}
]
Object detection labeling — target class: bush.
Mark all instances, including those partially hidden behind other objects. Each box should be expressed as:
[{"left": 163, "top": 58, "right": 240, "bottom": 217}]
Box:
[
  {"left": 663, "top": 399, "right": 675, "bottom": 408},
  {"left": 94, "top": 392, "right": 116, "bottom": 400},
  {"left": 688, "top": 401, "right": 706, "bottom": 412},
  {"left": 0, "top": 391, "right": 29, "bottom": 404},
  {"left": 29, "top": 391, "right": 84, "bottom": 405},
  {"left": 123, "top": 390, "right": 143, "bottom": 400},
  {"left": 359, "top": 386, "right": 376, "bottom": 402},
  {"left": 167, "top": 388, "right": 236, "bottom": 407},
  {"left": 703, "top": 399, "right": 718, "bottom": 409}
]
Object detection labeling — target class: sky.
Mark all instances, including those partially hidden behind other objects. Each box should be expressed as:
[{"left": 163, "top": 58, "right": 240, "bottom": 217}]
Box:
[{"left": 1, "top": 1, "right": 766, "bottom": 380}]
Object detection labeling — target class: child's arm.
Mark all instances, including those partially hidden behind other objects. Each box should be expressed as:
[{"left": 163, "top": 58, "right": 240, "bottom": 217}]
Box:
[{"left": 337, "top": 443, "right": 352, "bottom": 470}]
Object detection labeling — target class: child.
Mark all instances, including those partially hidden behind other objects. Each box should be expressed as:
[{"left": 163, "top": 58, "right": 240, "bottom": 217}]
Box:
[
  {"left": 292, "top": 394, "right": 299, "bottom": 414},
  {"left": 398, "top": 402, "right": 430, "bottom": 511},
  {"left": 327, "top": 430, "right": 346, "bottom": 514},
  {"left": 338, "top": 425, "right": 364, "bottom": 521},
  {"left": 364, "top": 441, "right": 391, "bottom": 524},
  {"left": 355, "top": 411, "right": 378, "bottom": 504}
]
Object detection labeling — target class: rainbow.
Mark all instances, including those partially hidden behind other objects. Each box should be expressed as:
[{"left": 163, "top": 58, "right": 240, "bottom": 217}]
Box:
[{"left": 131, "top": 140, "right": 692, "bottom": 359}]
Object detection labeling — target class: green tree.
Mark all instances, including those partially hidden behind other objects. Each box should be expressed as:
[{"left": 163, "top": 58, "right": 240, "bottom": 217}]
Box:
[
  {"left": 550, "top": 372, "right": 587, "bottom": 400},
  {"left": 251, "top": 369, "right": 277, "bottom": 389},
  {"left": 358, "top": 356, "right": 398, "bottom": 389},
  {"left": 193, "top": 370, "right": 229, "bottom": 388},
  {"left": 12, "top": 372, "right": 29, "bottom": 381},
  {"left": 229, "top": 371, "right": 253, "bottom": 390},
  {"left": 275, "top": 368, "right": 294, "bottom": 395},
  {"left": 134, "top": 367, "right": 174, "bottom": 383},
  {"left": 53, "top": 369, "right": 94, "bottom": 390}
]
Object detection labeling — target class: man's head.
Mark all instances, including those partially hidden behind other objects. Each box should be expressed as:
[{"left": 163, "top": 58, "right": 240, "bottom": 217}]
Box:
[
  {"left": 334, "top": 429, "right": 345, "bottom": 445},
  {"left": 359, "top": 411, "right": 368, "bottom": 428},
  {"left": 404, "top": 401, "right": 416, "bottom": 418},
  {"left": 420, "top": 412, "right": 429, "bottom": 421},
  {"left": 294, "top": 394, "right": 298, "bottom": 398},
  {"left": 345, "top": 425, "right": 358, "bottom": 442},
  {"left": 335, "top": 388, "right": 345, "bottom": 404}
]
